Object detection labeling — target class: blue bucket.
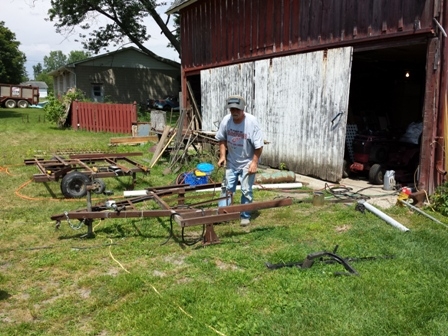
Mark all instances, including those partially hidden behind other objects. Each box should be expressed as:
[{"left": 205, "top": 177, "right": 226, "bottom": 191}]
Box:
[
  {"left": 183, "top": 172, "right": 208, "bottom": 186},
  {"left": 196, "top": 162, "right": 214, "bottom": 175}
]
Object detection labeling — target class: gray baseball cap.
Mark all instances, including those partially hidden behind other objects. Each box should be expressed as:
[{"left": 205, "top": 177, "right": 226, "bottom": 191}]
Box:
[{"left": 227, "top": 95, "right": 246, "bottom": 110}]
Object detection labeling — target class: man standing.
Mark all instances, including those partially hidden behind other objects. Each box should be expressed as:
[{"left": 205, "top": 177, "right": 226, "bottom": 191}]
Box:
[{"left": 215, "top": 95, "right": 264, "bottom": 226}]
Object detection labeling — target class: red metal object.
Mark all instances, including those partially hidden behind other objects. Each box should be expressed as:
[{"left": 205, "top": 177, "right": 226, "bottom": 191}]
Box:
[
  {"left": 71, "top": 101, "right": 137, "bottom": 134},
  {"left": 50, "top": 183, "right": 293, "bottom": 245},
  {"left": 24, "top": 152, "right": 149, "bottom": 195},
  {"left": 349, "top": 133, "right": 420, "bottom": 184},
  {"left": 349, "top": 134, "right": 391, "bottom": 174},
  {"left": 174, "top": 0, "right": 436, "bottom": 72}
]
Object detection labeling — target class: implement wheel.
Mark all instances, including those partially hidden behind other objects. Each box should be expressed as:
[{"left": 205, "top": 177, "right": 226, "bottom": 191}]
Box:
[
  {"left": 92, "top": 178, "right": 106, "bottom": 194},
  {"left": 60, "top": 172, "right": 90, "bottom": 198}
]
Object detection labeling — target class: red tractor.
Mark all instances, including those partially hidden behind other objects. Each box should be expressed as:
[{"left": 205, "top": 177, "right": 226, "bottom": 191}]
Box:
[{"left": 349, "top": 132, "right": 420, "bottom": 185}]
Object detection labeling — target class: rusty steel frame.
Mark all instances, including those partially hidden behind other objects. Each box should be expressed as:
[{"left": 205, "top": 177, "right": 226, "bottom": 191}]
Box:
[
  {"left": 50, "top": 182, "right": 292, "bottom": 245},
  {"left": 24, "top": 152, "right": 149, "bottom": 189}
]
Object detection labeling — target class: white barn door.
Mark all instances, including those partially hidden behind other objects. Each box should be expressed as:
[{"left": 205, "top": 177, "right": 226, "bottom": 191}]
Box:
[{"left": 201, "top": 47, "right": 353, "bottom": 182}]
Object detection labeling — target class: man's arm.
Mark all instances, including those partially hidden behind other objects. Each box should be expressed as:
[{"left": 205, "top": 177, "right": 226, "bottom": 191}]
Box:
[
  {"left": 248, "top": 147, "right": 263, "bottom": 174},
  {"left": 218, "top": 141, "right": 227, "bottom": 167}
]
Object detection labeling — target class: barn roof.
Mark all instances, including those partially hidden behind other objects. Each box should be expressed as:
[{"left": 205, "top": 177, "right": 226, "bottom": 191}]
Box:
[{"left": 166, "top": 0, "right": 197, "bottom": 14}]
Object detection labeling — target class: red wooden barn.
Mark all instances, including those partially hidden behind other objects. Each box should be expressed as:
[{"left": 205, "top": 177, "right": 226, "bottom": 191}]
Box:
[{"left": 168, "top": 0, "right": 448, "bottom": 194}]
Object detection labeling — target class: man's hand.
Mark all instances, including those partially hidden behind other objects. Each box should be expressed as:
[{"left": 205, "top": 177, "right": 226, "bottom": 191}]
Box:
[
  {"left": 218, "top": 157, "right": 226, "bottom": 167},
  {"left": 248, "top": 160, "right": 258, "bottom": 174},
  {"left": 248, "top": 147, "right": 263, "bottom": 174}
]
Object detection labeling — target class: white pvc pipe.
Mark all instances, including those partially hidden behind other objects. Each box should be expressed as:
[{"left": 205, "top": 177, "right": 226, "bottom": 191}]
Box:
[
  {"left": 359, "top": 200, "right": 410, "bottom": 232},
  {"left": 123, "top": 182, "right": 303, "bottom": 197}
]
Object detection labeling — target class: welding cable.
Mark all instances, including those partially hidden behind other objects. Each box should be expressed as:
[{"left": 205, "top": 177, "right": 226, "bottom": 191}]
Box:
[
  {"left": 0, "top": 165, "right": 16, "bottom": 176},
  {"left": 324, "top": 183, "right": 399, "bottom": 200},
  {"left": 324, "top": 183, "right": 361, "bottom": 201},
  {"left": 181, "top": 224, "right": 206, "bottom": 246},
  {"left": 161, "top": 212, "right": 177, "bottom": 245},
  {"left": 209, "top": 164, "right": 223, "bottom": 200},
  {"left": 107, "top": 238, "right": 227, "bottom": 336}
]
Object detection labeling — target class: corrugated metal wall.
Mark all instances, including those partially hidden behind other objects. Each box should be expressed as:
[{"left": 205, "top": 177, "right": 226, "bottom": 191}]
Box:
[
  {"left": 201, "top": 47, "right": 352, "bottom": 182},
  {"left": 71, "top": 101, "right": 137, "bottom": 134},
  {"left": 181, "top": 0, "right": 436, "bottom": 70}
]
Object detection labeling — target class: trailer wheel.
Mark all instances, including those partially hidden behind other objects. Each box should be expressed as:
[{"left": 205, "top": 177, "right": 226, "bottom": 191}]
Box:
[
  {"left": 17, "top": 100, "right": 29, "bottom": 108},
  {"left": 60, "top": 172, "right": 90, "bottom": 198},
  {"left": 5, "top": 99, "right": 16, "bottom": 108},
  {"left": 369, "top": 164, "right": 384, "bottom": 185},
  {"left": 92, "top": 178, "right": 106, "bottom": 194}
]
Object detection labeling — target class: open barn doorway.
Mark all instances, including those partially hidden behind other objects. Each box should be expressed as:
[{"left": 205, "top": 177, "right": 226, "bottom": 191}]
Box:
[{"left": 345, "top": 42, "right": 427, "bottom": 186}]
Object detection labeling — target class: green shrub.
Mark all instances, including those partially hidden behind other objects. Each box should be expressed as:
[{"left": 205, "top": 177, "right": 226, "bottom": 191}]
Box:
[
  {"left": 430, "top": 181, "right": 448, "bottom": 216},
  {"left": 43, "top": 93, "right": 66, "bottom": 126},
  {"left": 44, "top": 89, "right": 87, "bottom": 127}
]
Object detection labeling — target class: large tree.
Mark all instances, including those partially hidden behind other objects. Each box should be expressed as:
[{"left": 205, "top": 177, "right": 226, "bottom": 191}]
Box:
[
  {"left": 67, "top": 50, "right": 92, "bottom": 63},
  {"left": 0, "top": 21, "right": 27, "bottom": 83},
  {"left": 48, "top": 0, "right": 180, "bottom": 58},
  {"left": 44, "top": 50, "right": 68, "bottom": 72}
]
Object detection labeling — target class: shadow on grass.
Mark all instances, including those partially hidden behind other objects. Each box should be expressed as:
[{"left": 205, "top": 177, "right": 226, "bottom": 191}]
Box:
[
  {"left": 0, "top": 290, "right": 12, "bottom": 300},
  {"left": 0, "top": 111, "right": 26, "bottom": 119},
  {"left": 56, "top": 217, "right": 180, "bottom": 245}
]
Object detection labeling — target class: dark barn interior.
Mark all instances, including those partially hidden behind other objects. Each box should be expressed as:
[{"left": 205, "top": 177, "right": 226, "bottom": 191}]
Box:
[{"left": 345, "top": 43, "right": 428, "bottom": 184}]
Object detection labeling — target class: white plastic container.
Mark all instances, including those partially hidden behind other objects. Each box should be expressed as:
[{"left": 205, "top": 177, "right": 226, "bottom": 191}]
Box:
[{"left": 383, "top": 170, "right": 396, "bottom": 191}]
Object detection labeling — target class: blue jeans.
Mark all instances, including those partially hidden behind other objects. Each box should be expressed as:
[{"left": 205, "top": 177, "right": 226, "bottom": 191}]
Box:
[{"left": 218, "top": 168, "right": 255, "bottom": 219}]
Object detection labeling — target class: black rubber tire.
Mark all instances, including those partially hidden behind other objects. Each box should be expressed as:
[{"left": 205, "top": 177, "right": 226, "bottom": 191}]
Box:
[
  {"left": 17, "top": 100, "right": 29, "bottom": 108},
  {"left": 60, "top": 172, "right": 90, "bottom": 198},
  {"left": 369, "top": 164, "right": 384, "bottom": 185},
  {"left": 5, "top": 99, "right": 16, "bottom": 108},
  {"left": 92, "top": 178, "right": 106, "bottom": 194}
]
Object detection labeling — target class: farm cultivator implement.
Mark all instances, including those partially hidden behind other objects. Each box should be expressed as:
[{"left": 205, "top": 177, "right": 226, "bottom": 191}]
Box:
[
  {"left": 50, "top": 182, "right": 292, "bottom": 245},
  {"left": 24, "top": 152, "right": 149, "bottom": 198}
]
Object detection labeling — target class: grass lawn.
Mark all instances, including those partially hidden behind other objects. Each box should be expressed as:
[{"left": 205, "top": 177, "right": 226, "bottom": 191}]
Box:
[{"left": 1, "top": 107, "right": 448, "bottom": 335}]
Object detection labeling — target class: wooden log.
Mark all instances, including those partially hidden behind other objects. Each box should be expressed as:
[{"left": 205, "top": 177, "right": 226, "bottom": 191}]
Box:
[{"left": 109, "top": 135, "right": 159, "bottom": 145}]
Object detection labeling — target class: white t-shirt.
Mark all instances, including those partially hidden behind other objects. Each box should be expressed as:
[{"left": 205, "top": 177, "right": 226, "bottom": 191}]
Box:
[{"left": 215, "top": 113, "right": 264, "bottom": 170}]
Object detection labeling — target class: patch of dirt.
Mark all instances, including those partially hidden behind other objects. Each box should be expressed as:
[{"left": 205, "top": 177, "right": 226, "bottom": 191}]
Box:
[
  {"left": 335, "top": 225, "right": 351, "bottom": 233},
  {"left": 163, "top": 255, "right": 186, "bottom": 266},
  {"left": 106, "top": 268, "right": 120, "bottom": 277},
  {"left": 215, "top": 259, "right": 239, "bottom": 271},
  {"left": 176, "top": 277, "right": 192, "bottom": 284},
  {"left": 1, "top": 308, "right": 36, "bottom": 323},
  {"left": 41, "top": 294, "right": 65, "bottom": 305},
  {"left": 78, "top": 288, "right": 91, "bottom": 299},
  {"left": 153, "top": 270, "right": 166, "bottom": 277}
]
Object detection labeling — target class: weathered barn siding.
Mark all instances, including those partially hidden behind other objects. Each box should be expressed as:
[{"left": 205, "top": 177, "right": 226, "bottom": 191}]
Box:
[
  {"left": 201, "top": 63, "right": 255, "bottom": 129},
  {"left": 201, "top": 47, "right": 352, "bottom": 182},
  {"left": 180, "top": 0, "right": 436, "bottom": 70}
]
